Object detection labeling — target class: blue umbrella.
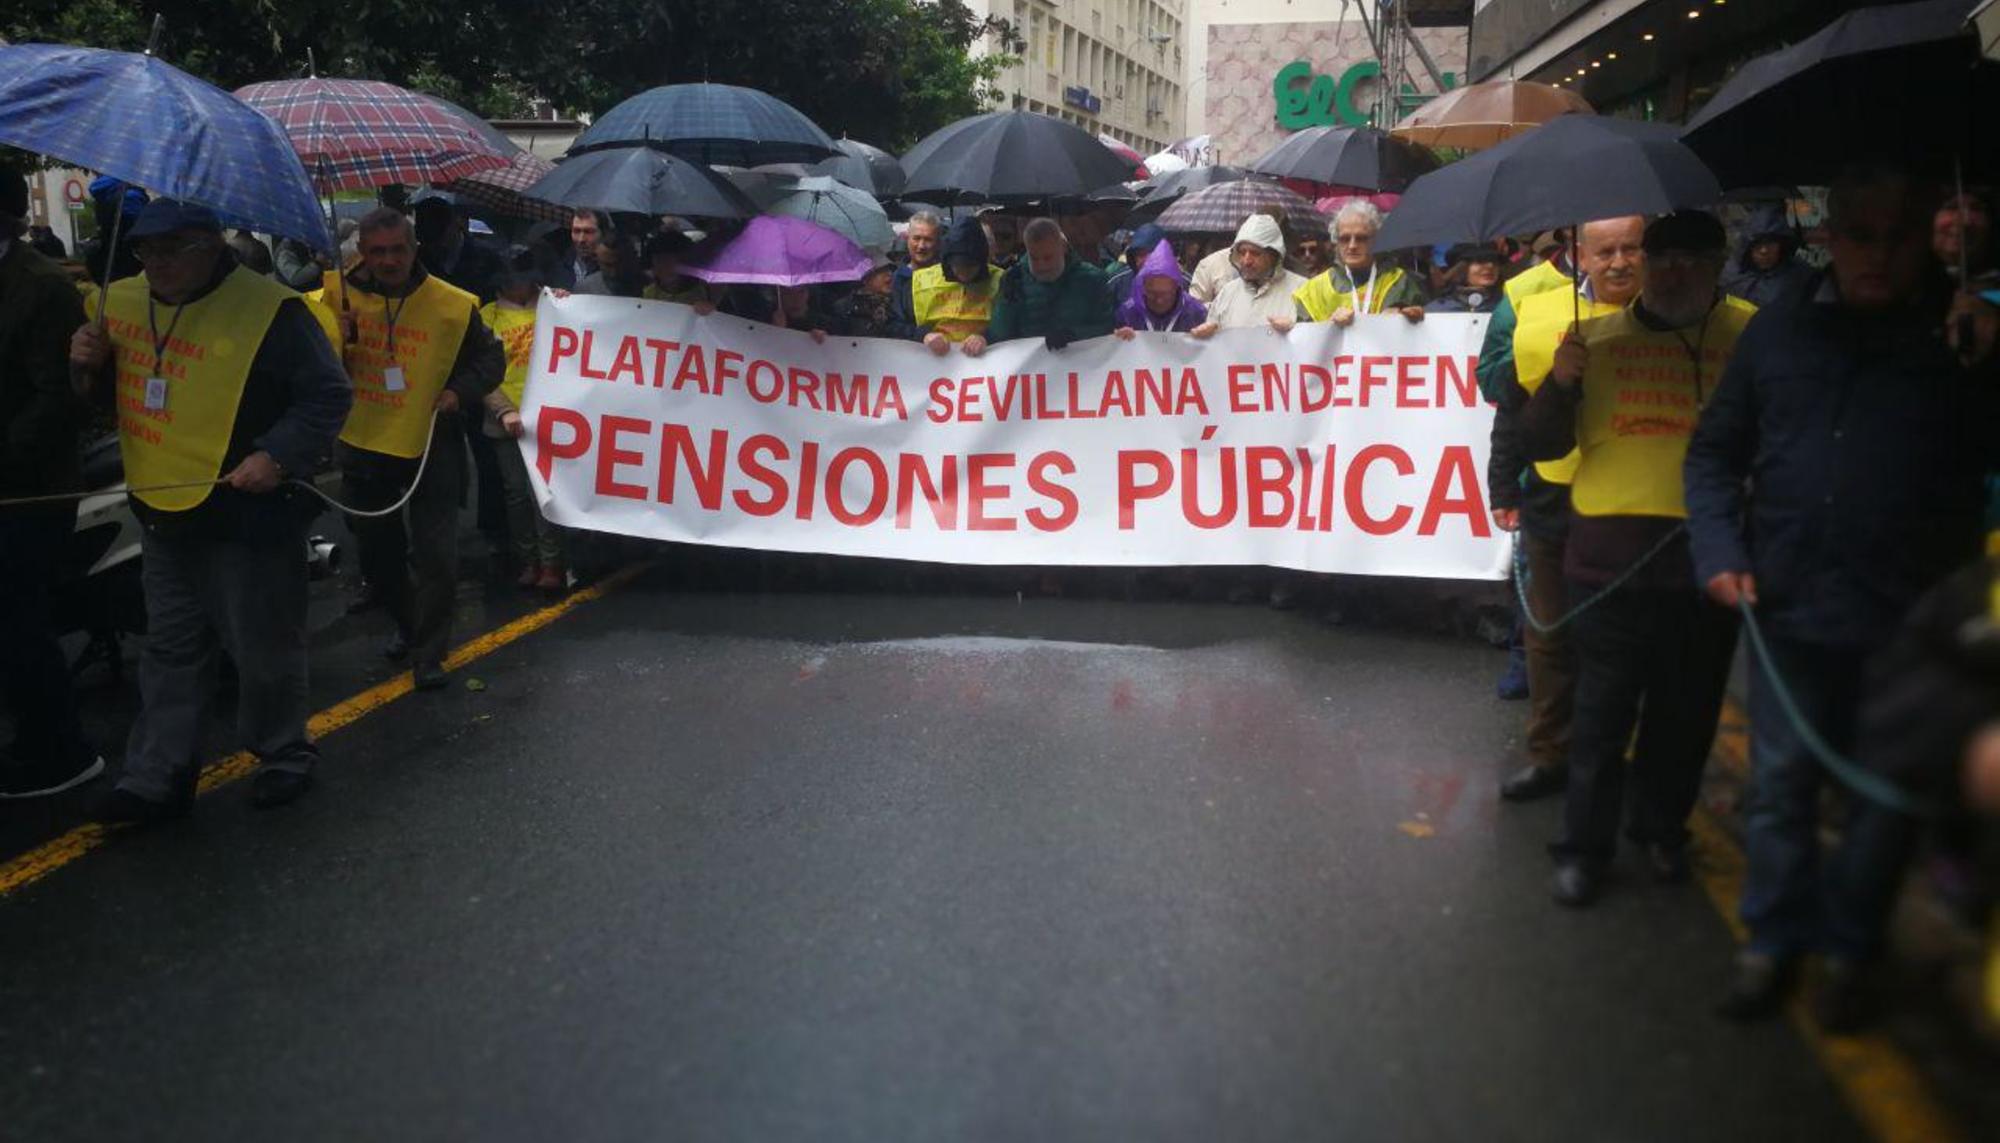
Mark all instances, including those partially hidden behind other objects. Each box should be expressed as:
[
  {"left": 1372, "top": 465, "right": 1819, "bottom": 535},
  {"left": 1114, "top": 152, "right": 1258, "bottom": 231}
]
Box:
[
  {"left": 569, "top": 83, "right": 837, "bottom": 167},
  {"left": 0, "top": 43, "right": 332, "bottom": 251}
]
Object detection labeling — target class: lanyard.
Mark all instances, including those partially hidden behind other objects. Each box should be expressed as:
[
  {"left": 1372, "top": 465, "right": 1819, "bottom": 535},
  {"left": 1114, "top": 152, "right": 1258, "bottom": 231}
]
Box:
[
  {"left": 146, "top": 292, "right": 189, "bottom": 376},
  {"left": 1668, "top": 305, "right": 1718, "bottom": 406},
  {"left": 1354, "top": 262, "right": 1379, "bottom": 314},
  {"left": 383, "top": 291, "right": 412, "bottom": 359}
]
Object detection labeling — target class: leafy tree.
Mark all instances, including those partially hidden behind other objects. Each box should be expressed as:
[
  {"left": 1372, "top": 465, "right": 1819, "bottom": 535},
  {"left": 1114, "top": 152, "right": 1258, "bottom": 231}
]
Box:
[{"left": 2, "top": 0, "right": 1017, "bottom": 150}]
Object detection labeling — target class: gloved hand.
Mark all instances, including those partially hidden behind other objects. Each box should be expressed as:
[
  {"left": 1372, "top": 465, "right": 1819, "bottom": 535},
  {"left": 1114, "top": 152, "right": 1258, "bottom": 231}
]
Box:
[{"left": 1046, "top": 329, "right": 1073, "bottom": 351}]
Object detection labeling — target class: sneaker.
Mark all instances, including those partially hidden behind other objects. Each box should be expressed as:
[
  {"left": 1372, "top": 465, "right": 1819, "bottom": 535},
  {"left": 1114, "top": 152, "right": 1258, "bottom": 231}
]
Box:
[
  {"left": 383, "top": 631, "right": 410, "bottom": 662},
  {"left": 1716, "top": 950, "right": 1798, "bottom": 1022},
  {"left": 412, "top": 662, "right": 450, "bottom": 691},
  {"left": 0, "top": 755, "right": 105, "bottom": 800},
  {"left": 249, "top": 767, "right": 314, "bottom": 809},
  {"left": 87, "top": 785, "right": 192, "bottom": 827},
  {"left": 534, "top": 565, "right": 565, "bottom": 593},
  {"left": 516, "top": 563, "right": 542, "bottom": 589}
]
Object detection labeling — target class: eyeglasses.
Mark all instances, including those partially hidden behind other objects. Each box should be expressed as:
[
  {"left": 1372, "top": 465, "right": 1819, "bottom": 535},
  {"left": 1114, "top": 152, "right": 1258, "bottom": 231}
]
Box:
[
  {"left": 1334, "top": 234, "right": 1370, "bottom": 245},
  {"left": 131, "top": 239, "right": 208, "bottom": 265}
]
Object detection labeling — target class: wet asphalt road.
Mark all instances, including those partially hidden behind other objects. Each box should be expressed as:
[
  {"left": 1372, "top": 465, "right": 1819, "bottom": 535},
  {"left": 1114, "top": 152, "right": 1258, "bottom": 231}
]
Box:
[{"left": 0, "top": 558, "right": 1869, "bottom": 1142}]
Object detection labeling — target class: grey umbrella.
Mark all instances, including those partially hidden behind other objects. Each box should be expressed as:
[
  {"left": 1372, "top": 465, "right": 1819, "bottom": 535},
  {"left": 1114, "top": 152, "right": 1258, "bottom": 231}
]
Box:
[
  {"left": 568, "top": 82, "right": 838, "bottom": 166},
  {"left": 811, "top": 139, "right": 906, "bottom": 198},
  {"left": 900, "top": 110, "right": 1140, "bottom": 205},
  {"left": 525, "top": 147, "right": 759, "bottom": 218}
]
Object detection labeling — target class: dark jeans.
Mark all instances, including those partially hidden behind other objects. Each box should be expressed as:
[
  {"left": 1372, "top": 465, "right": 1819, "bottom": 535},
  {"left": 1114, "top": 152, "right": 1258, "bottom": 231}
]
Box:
[
  {"left": 1740, "top": 636, "right": 1916, "bottom": 959},
  {"left": 1555, "top": 584, "right": 1738, "bottom": 860},
  {"left": 119, "top": 526, "right": 314, "bottom": 801},
  {"left": 0, "top": 507, "right": 91, "bottom": 765},
  {"left": 342, "top": 424, "right": 467, "bottom": 671}
]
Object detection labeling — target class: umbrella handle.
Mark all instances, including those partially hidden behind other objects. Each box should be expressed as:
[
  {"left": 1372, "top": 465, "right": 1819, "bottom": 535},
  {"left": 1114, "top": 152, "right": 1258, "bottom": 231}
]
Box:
[{"left": 93, "top": 199, "right": 126, "bottom": 326}]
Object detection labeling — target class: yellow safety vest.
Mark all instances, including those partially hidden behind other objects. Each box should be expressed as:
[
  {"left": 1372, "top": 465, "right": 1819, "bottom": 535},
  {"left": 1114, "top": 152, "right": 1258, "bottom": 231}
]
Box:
[
  {"left": 910, "top": 263, "right": 1002, "bottom": 342},
  {"left": 1293, "top": 263, "right": 1410, "bottom": 321},
  {"left": 338, "top": 273, "right": 476, "bottom": 458},
  {"left": 102, "top": 266, "right": 289, "bottom": 512},
  {"left": 1569, "top": 298, "right": 1758, "bottom": 519},
  {"left": 479, "top": 301, "right": 538, "bottom": 408},
  {"left": 1503, "top": 257, "right": 1575, "bottom": 310},
  {"left": 1513, "top": 287, "right": 1627, "bottom": 486},
  {"left": 303, "top": 267, "right": 362, "bottom": 360}
]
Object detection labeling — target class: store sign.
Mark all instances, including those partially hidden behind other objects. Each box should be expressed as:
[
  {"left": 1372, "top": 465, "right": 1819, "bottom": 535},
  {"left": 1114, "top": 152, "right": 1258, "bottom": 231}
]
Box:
[
  {"left": 1063, "top": 85, "right": 1103, "bottom": 114},
  {"left": 1274, "top": 60, "right": 1458, "bottom": 130}
]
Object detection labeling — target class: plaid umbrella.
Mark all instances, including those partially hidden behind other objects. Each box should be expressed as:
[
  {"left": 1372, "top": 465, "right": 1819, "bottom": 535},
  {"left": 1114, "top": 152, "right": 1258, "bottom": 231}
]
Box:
[
  {"left": 235, "top": 77, "right": 511, "bottom": 191},
  {"left": 569, "top": 83, "right": 837, "bottom": 166},
  {"left": 1156, "top": 179, "right": 1329, "bottom": 236},
  {"left": 416, "top": 94, "right": 570, "bottom": 222},
  {"left": 0, "top": 43, "right": 329, "bottom": 248}
]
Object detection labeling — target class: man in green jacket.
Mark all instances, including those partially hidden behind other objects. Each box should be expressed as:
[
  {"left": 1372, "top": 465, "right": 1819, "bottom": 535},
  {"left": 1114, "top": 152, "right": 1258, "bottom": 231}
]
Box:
[{"left": 989, "top": 218, "right": 1114, "bottom": 348}]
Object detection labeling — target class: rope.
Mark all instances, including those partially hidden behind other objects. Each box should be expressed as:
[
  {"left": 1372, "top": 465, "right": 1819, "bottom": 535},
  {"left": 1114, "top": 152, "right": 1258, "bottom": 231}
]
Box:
[
  {"left": 1734, "top": 597, "right": 1943, "bottom": 820},
  {"left": 0, "top": 411, "right": 441, "bottom": 520},
  {"left": 1510, "top": 523, "right": 1688, "bottom": 634}
]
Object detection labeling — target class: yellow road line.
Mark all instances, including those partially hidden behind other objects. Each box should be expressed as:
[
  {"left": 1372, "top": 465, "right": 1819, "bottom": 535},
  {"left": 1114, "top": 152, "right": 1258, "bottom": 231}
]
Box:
[
  {"left": 1693, "top": 699, "right": 1965, "bottom": 1143},
  {"left": 0, "top": 563, "right": 645, "bottom": 899}
]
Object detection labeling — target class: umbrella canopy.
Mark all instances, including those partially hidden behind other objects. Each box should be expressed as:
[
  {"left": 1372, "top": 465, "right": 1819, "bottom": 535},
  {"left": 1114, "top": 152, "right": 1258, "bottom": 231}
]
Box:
[
  {"left": 1246, "top": 125, "right": 1439, "bottom": 192},
  {"left": 524, "top": 147, "right": 758, "bottom": 218},
  {"left": 1680, "top": 0, "right": 1999, "bottom": 187},
  {"left": 809, "top": 138, "right": 906, "bottom": 197},
  {"left": 1142, "top": 151, "right": 1189, "bottom": 177},
  {"left": 901, "top": 111, "right": 1141, "bottom": 204},
  {"left": 763, "top": 176, "right": 894, "bottom": 255},
  {"left": 419, "top": 94, "right": 568, "bottom": 222},
  {"left": 1156, "top": 178, "right": 1328, "bottom": 235},
  {"left": 1373, "top": 116, "right": 1721, "bottom": 252},
  {"left": 1139, "top": 164, "right": 1257, "bottom": 200},
  {"left": 236, "top": 77, "right": 511, "bottom": 191},
  {"left": 1389, "top": 80, "right": 1593, "bottom": 150},
  {"left": 449, "top": 151, "right": 566, "bottom": 222},
  {"left": 680, "top": 215, "right": 874, "bottom": 287},
  {"left": 0, "top": 43, "right": 330, "bottom": 248},
  {"left": 569, "top": 83, "right": 837, "bottom": 166}
]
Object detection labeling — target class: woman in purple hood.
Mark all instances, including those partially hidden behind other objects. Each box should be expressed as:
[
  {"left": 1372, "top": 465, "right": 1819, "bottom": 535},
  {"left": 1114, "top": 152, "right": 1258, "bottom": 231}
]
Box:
[{"left": 1111, "top": 239, "right": 1208, "bottom": 337}]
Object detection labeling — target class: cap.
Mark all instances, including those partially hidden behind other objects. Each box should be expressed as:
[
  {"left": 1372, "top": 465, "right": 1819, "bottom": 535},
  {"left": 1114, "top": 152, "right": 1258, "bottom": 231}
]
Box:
[
  {"left": 1643, "top": 210, "right": 1726, "bottom": 255},
  {"left": 127, "top": 198, "right": 223, "bottom": 240},
  {"left": 1446, "top": 242, "right": 1504, "bottom": 265}
]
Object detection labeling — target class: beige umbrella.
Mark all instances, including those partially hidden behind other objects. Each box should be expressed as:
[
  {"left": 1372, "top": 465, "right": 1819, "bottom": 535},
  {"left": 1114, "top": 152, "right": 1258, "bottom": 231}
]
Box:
[
  {"left": 1974, "top": 0, "right": 2000, "bottom": 59},
  {"left": 1390, "top": 80, "right": 1593, "bottom": 151}
]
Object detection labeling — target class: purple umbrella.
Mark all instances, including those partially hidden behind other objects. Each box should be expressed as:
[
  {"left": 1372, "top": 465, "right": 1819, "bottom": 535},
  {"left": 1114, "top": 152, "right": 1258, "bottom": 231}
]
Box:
[{"left": 680, "top": 215, "right": 874, "bottom": 287}]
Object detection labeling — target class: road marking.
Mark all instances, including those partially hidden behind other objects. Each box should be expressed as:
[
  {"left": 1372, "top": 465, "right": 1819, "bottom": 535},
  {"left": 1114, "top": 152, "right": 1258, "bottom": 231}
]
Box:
[
  {"left": 1693, "top": 696, "right": 1965, "bottom": 1143},
  {"left": 0, "top": 564, "right": 645, "bottom": 899}
]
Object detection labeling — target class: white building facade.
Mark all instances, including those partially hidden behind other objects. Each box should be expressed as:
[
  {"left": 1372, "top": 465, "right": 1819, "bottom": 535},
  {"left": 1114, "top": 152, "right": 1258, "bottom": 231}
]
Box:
[{"left": 964, "top": 0, "right": 1191, "bottom": 155}]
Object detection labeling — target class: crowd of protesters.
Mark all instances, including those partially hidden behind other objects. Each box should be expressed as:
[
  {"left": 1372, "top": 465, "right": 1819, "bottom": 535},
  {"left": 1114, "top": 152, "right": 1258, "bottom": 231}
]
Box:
[{"left": 3, "top": 158, "right": 1998, "bottom": 1037}]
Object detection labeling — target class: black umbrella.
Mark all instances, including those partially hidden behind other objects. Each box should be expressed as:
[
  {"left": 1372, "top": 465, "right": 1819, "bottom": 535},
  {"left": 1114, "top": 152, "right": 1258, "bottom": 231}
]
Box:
[
  {"left": 1137, "top": 164, "right": 1258, "bottom": 200},
  {"left": 1246, "top": 126, "right": 1439, "bottom": 192},
  {"left": 524, "top": 147, "right": 759, "bottom": 219},
  {"left": 1373, "top": 116, "right": 1721, "bottom": 252},
  {"left": 811, "top": 138, "right": 906, "bottom": 198},
  {"left": 1680, "top": 0, "right": 1998, "bottom": 187},
  {"left": 900, "top": 111, "right": 1140, "bottom": 205},
  {"left": 568, "top": 82, "right": 838, "bottom": 166}
]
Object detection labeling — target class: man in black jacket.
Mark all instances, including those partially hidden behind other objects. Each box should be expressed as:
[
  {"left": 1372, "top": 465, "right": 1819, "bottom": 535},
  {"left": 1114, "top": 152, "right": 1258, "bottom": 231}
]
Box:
[
  {"left": 1686, "top": 167, "right": 2000, "bottom": 1020},
  {"left": 68, "top": 199, "right": 353, "bottom": 820},
  {"left": 0, "top": 172, "right": 98, "bottom": 800}
]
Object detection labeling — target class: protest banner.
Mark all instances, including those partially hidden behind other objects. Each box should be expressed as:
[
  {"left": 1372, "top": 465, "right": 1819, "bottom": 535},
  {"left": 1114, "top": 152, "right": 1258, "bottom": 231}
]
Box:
[{"left": 521, "top": 294, "right": 1510, "bottom": 580}]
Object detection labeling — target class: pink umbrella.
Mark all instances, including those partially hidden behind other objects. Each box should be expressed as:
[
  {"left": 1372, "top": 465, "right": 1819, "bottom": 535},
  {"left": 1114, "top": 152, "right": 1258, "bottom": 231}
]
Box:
[
  {"left": 680, "top": 215, "right": 874, "bottom": 287},
  {"left": 1315, "top": 190, "right": 1402, "bottom": 215}
]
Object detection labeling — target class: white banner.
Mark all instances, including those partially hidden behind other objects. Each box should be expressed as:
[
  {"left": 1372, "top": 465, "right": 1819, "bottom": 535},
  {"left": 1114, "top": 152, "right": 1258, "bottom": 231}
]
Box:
[{"left": 521, "top": 294, "right": 1509, "bottom": 580}]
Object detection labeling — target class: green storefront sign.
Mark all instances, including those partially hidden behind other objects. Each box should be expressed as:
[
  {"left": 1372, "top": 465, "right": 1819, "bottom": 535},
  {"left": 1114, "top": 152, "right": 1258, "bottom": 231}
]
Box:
[{"left": 1274, "top": 60, "right": 1458, "bottom": 130}]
